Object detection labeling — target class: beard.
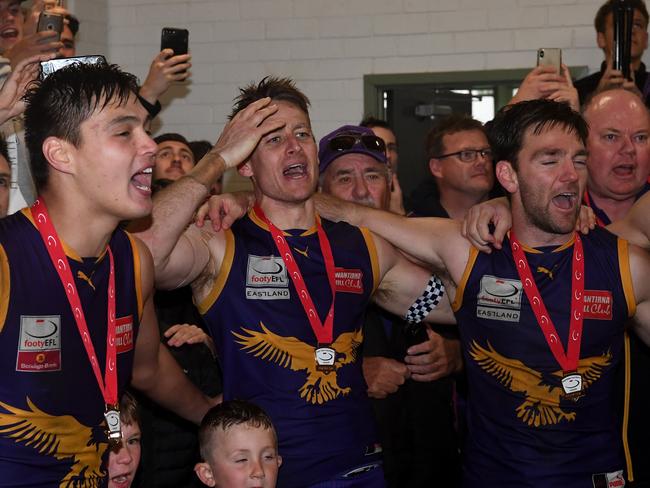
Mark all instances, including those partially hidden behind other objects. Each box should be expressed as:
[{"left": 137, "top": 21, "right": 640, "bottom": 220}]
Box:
[{"left": 518, "top": 177, "right": 580, "bottom": 236}]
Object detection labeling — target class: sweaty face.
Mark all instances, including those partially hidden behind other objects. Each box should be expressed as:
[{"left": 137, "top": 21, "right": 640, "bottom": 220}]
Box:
[
  {"left": 507, "top": 126, "right": 588, "bottom": 237},
  {"left": 369, "top": 125, "right": 398, "bottom": 170},
  {"left": 153, "top": 140, "right": 195, "bottom": 181},
  {"left": 66, "top": 94, "right": 156, "bottom": 222},
  {"left": 201, "top": 426, "right": 281, "bottom": 488},
  {"left": 584, "top": 90, "right": 650, "bottom": 201},
  {"left": 0, "top": 0, "right": 23, "bottom": 53},
  {"left": 598, "top": 10, "right": 649, "bottom": 62},
  {"left": 321, "top": 153, "right": 390, "bottom": 210},
  {"left": 240, "top": 101, "right": 318, "bottom": 205},
  {"left": 430, "top": 130, "right": 494, "bottom": 197},
  {"left": 107, "top": 422, "right": 141, "bottom": 488},
  {"left": 0, "top": 154, "right": 9, "bottom": 218}
]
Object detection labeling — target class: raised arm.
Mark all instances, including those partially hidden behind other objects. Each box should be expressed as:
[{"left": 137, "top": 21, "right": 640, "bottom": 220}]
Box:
[
  {"left": 315, "top": 192, "right": 468, "bottom": 278},
  {"left": 627, "top": 244, "right": 650, "bottom": 346},
  {"left": 134, "top": 97, "right": 283, "bottom": 289}
]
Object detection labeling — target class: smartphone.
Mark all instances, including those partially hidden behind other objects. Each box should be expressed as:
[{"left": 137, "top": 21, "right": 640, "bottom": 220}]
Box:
[
  {"left": 40, "top": 55, "right": 107, "bottom": 79},
  {"left": 37, "top": 11, "right": 64, "bottom": 41},
  {"left": 536, "top": 48, "right": 562, "bottom": 73},
  {"left": 160, "top": 27, "right": 189, "bottom": 56}
]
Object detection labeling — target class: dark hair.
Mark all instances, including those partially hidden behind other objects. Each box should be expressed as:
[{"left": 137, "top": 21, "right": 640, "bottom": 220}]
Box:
[
  {"left": 487, "top": 99, "right": 589, "bottom": 168},
  {"left": 119, "top": 390, "right": 139, "bottom": 426},
  {"left": 154, "top": 132, "right": 190, "bottom": 147},
  {"left": 188, "top": 140, "right": 213, "bottom": 162},
  {"left": 0, "top": 135, "right": 9, "bottom": 164},
  {"left": 198, "top": 400, "right": 276, "bottom": 461},
  {"left": 359, "top": 116, "right": 392, "bottom": 131},
  {"left": 65, "top": 14, "right": 80, "bottom": 36},
  {"left": 595, "top": 0, "right": 649, "bottom": 33},
  {"left": 230, "top": 76, "right": 310, "bottom": 120},
  {"left": 425, "top": 113, "right": 486, "bottom": 159},
  {"left": 24, "top": 63, "right": 140, "bottom": 192}
]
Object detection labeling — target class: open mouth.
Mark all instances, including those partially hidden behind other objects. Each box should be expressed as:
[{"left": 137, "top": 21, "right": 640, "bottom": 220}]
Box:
[
  {"left": 612, "top": 164, "right": 635, "bottom": 177},
  {"left": 551, "top": 192, "right": 577, "bottom": 210},
  {"left": 283, "top": 163, "right": 307, "bottom": 178},
  {"left": 131, "top": 167, "right": 152, "bottom": 193},
  {"left": 0, "top": 27, "right": 17, "bottom": 40},
  {"left": 110, "top": 473, "right": 132, "bottom": 488}
]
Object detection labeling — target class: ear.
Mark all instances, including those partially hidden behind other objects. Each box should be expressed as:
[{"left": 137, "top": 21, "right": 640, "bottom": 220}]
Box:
[
  {"left": 42, "top": 136, "right": 74, "bottom": 175},
  {"left": 194, "top": 462, "right": 216, "bottom": 487},
  {"left": 495, "top": 161, "right": 518, "bottom": 194},
  {"left": 428, "top": 158, "right": 443, "bottom": 178},
  {"left": 238, "top": 160, "right": 253, "bottom": 178},
  {"left": 277, "top": 454, "right": 283, "bottom": 468}
]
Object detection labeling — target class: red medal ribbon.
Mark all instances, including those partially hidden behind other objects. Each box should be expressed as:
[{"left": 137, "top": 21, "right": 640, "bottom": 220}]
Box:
[
  {"left": 254, "top": 205, "right": 336, "bottom": 344},
  {"left": 510, "top": 231, "right": 585, "bottom": 373},
  {"left": 31, "top": 198, "right": 118, "bottom": 407}
]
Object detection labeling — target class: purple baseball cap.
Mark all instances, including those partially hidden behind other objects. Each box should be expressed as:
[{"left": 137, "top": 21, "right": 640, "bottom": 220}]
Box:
[{"left": 318, "top": 125, "right": 388, "bottom": 174}]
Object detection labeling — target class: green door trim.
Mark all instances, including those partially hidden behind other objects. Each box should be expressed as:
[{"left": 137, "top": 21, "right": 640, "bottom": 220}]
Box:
[{"left": 363, "top": 66, "right": 589, "bottom": 118}]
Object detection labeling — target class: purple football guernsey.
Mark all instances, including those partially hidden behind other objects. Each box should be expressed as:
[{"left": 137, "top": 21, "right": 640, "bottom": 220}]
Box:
[
  {"left": 454, "top": 227, "right": 633, "bottom": 488},
  {"left": 0, "top": 209, "right": 142, "bottom": 488},
  {"left": 198, "top": 209, "right": 381, "bottom": 488}
]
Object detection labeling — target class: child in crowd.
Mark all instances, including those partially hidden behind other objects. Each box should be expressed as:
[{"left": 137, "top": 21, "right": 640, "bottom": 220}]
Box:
[
  {"left": 108, "top": 391, "right": 142, "bottom": 488},
  {"left": 194, "top": 400, "right": 282, "bottom": 488}
]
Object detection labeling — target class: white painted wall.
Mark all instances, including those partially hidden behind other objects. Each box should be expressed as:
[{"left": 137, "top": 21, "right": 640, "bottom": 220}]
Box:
[{"left": 69, "top": 0, "right": 641, "bottom": 188}]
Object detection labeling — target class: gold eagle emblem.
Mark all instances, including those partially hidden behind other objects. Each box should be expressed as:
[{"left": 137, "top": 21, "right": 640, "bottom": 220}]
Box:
[
  {"left": 0, "top": 397, "right": 106, "bottom": 487},
  {"left": 232, "top": 322, "right": 362, "bottom": 405},
  {"left": 469, "top": 341, "right": 611, "bottom": 427}
]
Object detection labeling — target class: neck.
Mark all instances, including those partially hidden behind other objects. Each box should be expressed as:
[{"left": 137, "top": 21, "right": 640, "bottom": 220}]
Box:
[
  {"left": 256, "top": 195, "right": 316, "bottom": 230},
  {"left": 632, "top": 57, "right": 642, "bottom": 71},
  {"left": 439, "top": 187, "right": 490, "bottom": 220},
  {"left": 40, "top": 191, "right": 117, "bottom": 257},
  {"left": 587, "top": 189, "right": 636, "bottom": 224}
]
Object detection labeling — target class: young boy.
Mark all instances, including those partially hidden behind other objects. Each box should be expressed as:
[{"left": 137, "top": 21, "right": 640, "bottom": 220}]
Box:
[
  {"left": 107, "top": 392, "right": 142, "bottom": 488},
  {"left": 195, "top": 400, "right": 282, "bottom": 488}
]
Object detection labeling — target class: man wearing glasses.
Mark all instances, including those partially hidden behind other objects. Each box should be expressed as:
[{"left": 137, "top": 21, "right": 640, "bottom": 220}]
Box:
[{"left": 409, "top": 114, "right": 497, "bottom": 219}]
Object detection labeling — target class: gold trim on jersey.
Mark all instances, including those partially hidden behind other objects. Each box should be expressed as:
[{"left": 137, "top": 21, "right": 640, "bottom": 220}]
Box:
[
  {"left": 0, "top": 244, "right": 9, "bottom": 334},
  {"left": 248, "top": 207, "right": 318, "bottom": 236},
  {"left": 618, "top": 239, "right": 635, "bottom": 318},
  {"left": 360, "top": 227, "right": 380, "bottom": 294},
  {"left": 622, "top": 331, "right": 633, "bottom": 481},
  {"left": 197, "top": 228, "right": 234, "bottom": 315},
  {"left": 125, "top": 232, "right": 144, "bottom": 321},
  {"left": 452, "top": 246, "right": 479, "bottom": 312}
]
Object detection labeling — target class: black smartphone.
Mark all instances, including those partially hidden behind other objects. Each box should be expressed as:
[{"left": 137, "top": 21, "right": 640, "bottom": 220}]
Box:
[
  {"left": 160, "top": 27, "right": 189, "bottom": 56},
  {"left": 40, "top": 55, "right": 107, "bottom": 79},
  {"left": 37, "top": 11, "right": 64, "bottom": 41}
]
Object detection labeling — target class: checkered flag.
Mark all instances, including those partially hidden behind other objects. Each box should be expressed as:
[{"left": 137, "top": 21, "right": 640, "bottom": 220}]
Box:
[{"left": 404, "top": 275, "right": 445, "bottom": 324}]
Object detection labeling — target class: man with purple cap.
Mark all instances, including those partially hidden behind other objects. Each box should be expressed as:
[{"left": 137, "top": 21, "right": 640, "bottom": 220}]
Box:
[{"left": 319, "top": 124, "right": 463, "bottom": 487}]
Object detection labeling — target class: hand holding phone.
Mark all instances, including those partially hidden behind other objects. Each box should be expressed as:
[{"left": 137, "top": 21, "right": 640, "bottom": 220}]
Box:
[
  {"left": 37, "top": 11, "right": 64, "bottom": 41},
  {"left": 161, "top": 27, "right": 189, "bottom": 56},
  {"left": 536, "top": 48, "right": 562, "bottom": 73}
]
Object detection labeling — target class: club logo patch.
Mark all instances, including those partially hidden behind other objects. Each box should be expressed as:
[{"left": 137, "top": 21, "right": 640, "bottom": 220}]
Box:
[
  {"left": 115, "top": 316, "right": 134, "bottom": 354},
  {"left": 16, "top": 315, "right": 61, "bottom": 372},
  {"left": 335, "top": 268, "right": 363, "bottom": 294},
  {"left": 583, "top": 290, "right": 612, "bottom": 320},
  {"left": 476, "top": 275, "right": 523, "bottom": 323},
  {"left": 246, "top": 255, "right": 290, "bottom": 300}
]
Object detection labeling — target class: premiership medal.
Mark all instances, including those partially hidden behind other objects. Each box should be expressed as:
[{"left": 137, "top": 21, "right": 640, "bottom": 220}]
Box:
[
  {"left": 315, "top": 344, "right": 336, "bottom": 373},
  {"left": 104, "top": 405, "right": 122, "bottom": 447},
  {"left": 255, "top": 205, "right": 337, "bottom": 370},
  {"left": 510, "top": 232, "right": 585, "bottom": 401}
]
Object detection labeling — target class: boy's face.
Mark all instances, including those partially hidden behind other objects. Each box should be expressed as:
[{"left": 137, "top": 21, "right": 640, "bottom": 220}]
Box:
[{"left": 195, "top": 425, "right": 282, "bottom": 488}]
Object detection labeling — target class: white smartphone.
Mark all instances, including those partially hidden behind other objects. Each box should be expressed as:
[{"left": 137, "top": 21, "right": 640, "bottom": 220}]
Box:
[{"left": 536, "top": 48, "right": 562, "bottom": 73}]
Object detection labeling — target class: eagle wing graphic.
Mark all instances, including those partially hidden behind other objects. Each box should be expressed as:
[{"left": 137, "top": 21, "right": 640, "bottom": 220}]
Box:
[
  {"left": 0, "top": 397, "right": 106, "bottom": 487},
  {"left": 551, "top": 351, "right": 612, "bottom": 389},
  {"left": 232, "top": 322, "right": 362, "bottom": 405},
  {"left": 469, "top": 341, "right": 576, "bottom": 427}
]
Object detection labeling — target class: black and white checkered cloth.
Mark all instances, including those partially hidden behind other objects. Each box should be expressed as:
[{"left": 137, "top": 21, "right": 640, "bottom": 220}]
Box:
[{"left": 404, "top": 274, "right": 445, "bottom": 324}]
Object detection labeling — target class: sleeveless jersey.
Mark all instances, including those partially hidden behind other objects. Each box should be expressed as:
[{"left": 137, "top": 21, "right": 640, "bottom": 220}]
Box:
[
  {"left": 453, "top": 228, "right": 634, "bottom": 488},
  {"left": 199, "top": 210, "right": 381, "bottom": 488},
  {"left": 0, "top": 210, "right": 142, "bottom": 488}
]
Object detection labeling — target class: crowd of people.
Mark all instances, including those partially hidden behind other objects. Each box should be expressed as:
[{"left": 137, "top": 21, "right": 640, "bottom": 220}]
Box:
[{"left": 2, "top": 0, "right": 650, "bottom": 487}]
